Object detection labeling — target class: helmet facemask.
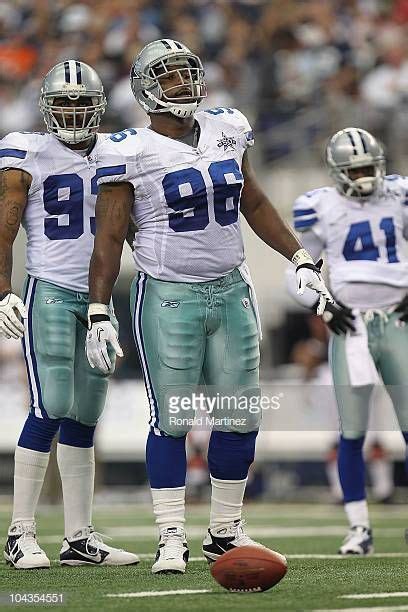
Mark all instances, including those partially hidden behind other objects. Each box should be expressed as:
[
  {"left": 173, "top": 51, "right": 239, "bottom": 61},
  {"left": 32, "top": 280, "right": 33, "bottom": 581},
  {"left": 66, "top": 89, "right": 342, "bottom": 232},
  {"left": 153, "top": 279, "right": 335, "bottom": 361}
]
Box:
[
  {"left": 132, "top": 52, "right": 206, "bottom": 118},
  {"left": 331, "top": 162, "right": 385, "bottom": 199},
  {"left": 326, "top": 128, "right": 386, "bottom": 200},
  {"left": 39, "top": 87, "right": 106, "bottom": 144}
]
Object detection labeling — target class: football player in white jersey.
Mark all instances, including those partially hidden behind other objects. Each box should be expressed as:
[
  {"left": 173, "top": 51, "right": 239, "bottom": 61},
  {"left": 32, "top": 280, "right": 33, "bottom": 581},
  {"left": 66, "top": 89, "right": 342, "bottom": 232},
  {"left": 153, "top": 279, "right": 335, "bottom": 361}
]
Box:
[
  {"left": 0, "top": 61, "right": 138, "bottom": 569},
  {"left": 85, "top": 39, "right": 332, "bottom": 574},
  {"left": 287, "top": 127, "right": 408, "bottom": 554}
]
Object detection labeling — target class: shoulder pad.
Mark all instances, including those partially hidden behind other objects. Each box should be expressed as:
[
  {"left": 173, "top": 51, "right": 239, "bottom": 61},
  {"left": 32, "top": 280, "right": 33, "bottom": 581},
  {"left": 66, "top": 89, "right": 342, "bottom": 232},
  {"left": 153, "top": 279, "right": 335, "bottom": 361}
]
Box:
[
  {"left": 0, "top": 131, "right": 31, "bottom": 161},
  {"left": 200, "top": 107, "right": 253, "bottom": 144}
]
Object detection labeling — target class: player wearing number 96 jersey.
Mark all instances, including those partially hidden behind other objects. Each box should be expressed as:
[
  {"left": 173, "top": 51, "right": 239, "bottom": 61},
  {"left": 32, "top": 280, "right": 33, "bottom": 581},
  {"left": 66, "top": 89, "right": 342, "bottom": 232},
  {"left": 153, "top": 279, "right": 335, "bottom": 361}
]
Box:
[
  {"left": 286, "top": 127, "right": 408, "bottom": 556},
  {"left": 86, "top": 38, "right": 333, "bottom": 575},
  {"left": 0, "top": 61, "right": 138, "bottom": 570}
]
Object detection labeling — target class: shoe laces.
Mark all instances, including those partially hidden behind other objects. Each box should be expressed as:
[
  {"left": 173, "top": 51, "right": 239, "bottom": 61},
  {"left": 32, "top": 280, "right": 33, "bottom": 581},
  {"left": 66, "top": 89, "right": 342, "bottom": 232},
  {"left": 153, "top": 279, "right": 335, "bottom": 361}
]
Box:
[
  {"left": 85, "top": 531, "right": 112, "bottom": 556},
  {"left": 344, "top": 525, "right": 368, "bottom": 543},
  {"left": 160, "top": 531, "right": 185, "bottom": 560},
  {"left": 230, "top": 520, "right": 263, "bottom": 548},
  {"left": 17, "top": 524, "right": 43, "bottom": 555}
]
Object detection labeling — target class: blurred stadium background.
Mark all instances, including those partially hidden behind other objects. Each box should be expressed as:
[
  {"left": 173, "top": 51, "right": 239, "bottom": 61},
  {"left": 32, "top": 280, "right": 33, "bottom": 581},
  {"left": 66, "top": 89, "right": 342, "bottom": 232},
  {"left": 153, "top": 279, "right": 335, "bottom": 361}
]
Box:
[{"left": 0, "top": 0, "right": 407, "bottom": 506}]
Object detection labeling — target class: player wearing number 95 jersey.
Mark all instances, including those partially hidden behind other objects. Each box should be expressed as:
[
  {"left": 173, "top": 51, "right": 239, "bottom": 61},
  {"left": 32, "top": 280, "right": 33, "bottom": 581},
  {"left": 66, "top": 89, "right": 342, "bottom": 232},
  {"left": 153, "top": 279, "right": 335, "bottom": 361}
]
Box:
[
  {"left": 0, "top": 61, "right": 138, "bottom": 569},
  {"left": 287, "top": 127, "right": 408, "bottom": 556},
  {"left": 86, "top": 38, "right": 333, "bottom": 575}
]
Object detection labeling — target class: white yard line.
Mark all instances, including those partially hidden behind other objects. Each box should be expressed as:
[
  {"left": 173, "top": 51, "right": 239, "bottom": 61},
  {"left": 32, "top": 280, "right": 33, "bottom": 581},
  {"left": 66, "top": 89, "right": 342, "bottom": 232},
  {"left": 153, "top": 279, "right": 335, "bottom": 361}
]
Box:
[
  {"left": 98, "top": 525, "right": 405, "bottom": 538},
  {"left": 315, "top": 607, "right": 408, "bottom": 612},
  {"left": 340, "top": 593, "right": 408, "bottom": 600},
  {"left": 106, "top": 589, "right": 211, "bottom": 598},
  {"left": 51, "top": 552, "right": 408, "bottom": 563}
]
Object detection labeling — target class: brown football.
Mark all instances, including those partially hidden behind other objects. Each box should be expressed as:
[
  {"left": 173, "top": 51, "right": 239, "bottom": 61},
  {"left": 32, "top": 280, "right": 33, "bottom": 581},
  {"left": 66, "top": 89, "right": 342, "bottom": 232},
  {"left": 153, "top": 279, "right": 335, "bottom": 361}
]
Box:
[{"left": 210, "top": 546, "right": 287, "bottom": 593}]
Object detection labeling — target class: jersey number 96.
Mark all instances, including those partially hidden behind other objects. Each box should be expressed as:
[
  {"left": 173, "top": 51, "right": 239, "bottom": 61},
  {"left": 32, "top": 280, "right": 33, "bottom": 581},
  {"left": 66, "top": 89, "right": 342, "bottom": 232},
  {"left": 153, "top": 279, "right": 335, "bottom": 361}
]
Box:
[{"left": 163, "top": 159, "right": 243, "bottom": 232}]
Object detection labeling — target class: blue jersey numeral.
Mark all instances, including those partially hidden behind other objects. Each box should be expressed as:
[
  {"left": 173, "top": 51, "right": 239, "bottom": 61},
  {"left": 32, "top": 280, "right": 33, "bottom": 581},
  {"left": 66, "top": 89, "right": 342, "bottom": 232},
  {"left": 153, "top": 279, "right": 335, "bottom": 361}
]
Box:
[
  {"left": 43, "top": 166, "right": 125, "bottom": 240},
  {"left": 209, "top": 159, "right": 243, "bottom": 226},
  {"left": 343, "top": 218, "right": 399, "bottom": 263},
  {"left": 43, "top": 174, "right": 84, "bottom": 240},
  {"left": 379, "top": 217, "right": 399, "bottom": 263},
  {"left": 110, "top": 128, "right": 137, "bottom": 142},
  {"left": 164, "top": 168, "right": 209, "bottom": 232},
  {"left": 205, "top": 107, "right": 234, "bottom": 116},
  {"left": 162, "top": 159, "right": 243, "bottom": 232}
]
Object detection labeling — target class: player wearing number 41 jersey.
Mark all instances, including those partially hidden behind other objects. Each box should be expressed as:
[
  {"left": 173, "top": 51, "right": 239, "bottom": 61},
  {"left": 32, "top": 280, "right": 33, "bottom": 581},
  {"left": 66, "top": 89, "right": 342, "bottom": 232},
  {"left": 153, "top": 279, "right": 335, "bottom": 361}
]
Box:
[
  {"left": 86, "top": 38, "right": 333, "bottom": 575},
  {"left": 0, "top": 61, "right": 138, "bottom": 569},
  {"left": 287, "top": 127, "right": 408, "bottom": 555}
]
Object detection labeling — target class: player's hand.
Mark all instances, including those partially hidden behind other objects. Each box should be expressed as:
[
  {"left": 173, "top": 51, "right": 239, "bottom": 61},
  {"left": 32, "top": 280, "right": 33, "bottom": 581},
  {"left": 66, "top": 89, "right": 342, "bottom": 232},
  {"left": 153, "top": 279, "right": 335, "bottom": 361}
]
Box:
[
  {"left": 395, "top": 294, "right": 408, "bottom": 323},
  {"left": 321, "top": 301, "right": 356, "bottom": 335},
  {"left": 0, "top": 292, "right": 27, "bottom": 339},
  {"left": 86, "top": 304, "right": 123, "bottom": 374},
  {"left": 294, "top": 252, "right": 334, "bottom": 316}
]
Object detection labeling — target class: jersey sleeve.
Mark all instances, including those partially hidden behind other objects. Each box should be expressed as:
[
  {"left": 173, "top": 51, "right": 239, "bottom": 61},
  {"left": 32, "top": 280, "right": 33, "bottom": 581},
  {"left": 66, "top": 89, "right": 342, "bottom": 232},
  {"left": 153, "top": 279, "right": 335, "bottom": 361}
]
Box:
[
  {"left": 95, "top": 130, "right": 139, "bottom": 187},
  {"left": 0, "top": 132, "right": 34, "bottom": 175},
  {"left": 226, "top": 108, "right": 254, "bottom": 149},
  {"left": 293, "top": 191, "right": 325, "bottom": 241}
]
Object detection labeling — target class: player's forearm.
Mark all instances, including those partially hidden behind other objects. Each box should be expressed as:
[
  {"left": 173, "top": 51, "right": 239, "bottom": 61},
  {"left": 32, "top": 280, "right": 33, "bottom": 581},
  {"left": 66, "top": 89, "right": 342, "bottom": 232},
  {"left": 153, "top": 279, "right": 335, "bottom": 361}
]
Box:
[
  {"left": 243, "top": 199, "right": 302, "bottom": 261},
  {"left": 0, "top": 242, "right": 13, "bottom": 295},
  {"left": 0, "top": 170, "right": 28, "bottom": 295},
  {"left": 88, "top": 241, "right": 122, "bottom": 305},
  {"left": 89, "top": 182, "right": 133, "bottom": 303}
]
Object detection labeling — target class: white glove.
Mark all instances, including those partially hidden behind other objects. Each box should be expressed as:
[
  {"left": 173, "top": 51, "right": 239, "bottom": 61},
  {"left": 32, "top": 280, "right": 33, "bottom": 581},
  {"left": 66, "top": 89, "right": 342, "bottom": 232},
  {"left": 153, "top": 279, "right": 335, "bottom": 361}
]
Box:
[
  {"left": 292, "top": 249, "right": 334, "bottom": 316},
  {"left": 86, "top": 303, "right": 123, "bottom": 374},
  {"left": 0, "top": 292, "right": 27, "bottom": 339}
]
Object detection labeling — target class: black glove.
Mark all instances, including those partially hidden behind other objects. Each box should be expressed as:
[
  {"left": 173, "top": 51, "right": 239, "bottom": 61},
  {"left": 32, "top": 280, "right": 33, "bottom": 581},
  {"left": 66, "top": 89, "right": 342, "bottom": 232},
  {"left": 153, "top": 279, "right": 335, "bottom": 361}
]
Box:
[
  {"left": 313, "top": 300, "right": 356, "bottom": 335},
  {"left": 395, "top": 294, "right": 408, "bottom": 323}
]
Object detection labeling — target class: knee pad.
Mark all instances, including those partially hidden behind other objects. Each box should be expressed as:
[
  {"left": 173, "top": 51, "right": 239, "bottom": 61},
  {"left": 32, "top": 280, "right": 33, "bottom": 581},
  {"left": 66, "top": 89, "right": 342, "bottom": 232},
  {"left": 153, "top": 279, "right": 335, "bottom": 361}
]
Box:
[
  {"left": 42, "top": 360, "right": 74, "bottom": 419},
  {"left": 59, "top": 418, "right": 96, "bottom": 448},
  {"left": 18, "top": 413, "right": 61, "bottom": 452},
  {"left": 160, "top": 385, "right": 197, "bottom": 437}
]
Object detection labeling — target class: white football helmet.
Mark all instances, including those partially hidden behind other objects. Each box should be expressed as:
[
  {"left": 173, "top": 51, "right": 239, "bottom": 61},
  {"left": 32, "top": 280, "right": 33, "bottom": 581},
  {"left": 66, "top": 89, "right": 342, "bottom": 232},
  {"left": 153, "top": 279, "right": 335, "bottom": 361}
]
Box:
[
  {"left": 39, "top": 60, "right": 106, "bottom": 144},
  {"left": 130, "top": 39, "right": 207, "bottom": 119},
  {"left": 326, "top": 127, "right": 385, "bottom": 199}
]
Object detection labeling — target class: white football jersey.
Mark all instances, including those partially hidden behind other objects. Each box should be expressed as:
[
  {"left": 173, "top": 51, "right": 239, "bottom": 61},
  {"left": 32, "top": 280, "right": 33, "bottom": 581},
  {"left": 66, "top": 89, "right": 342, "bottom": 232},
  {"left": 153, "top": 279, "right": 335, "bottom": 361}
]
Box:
[
  {"left": 293, "top": 176, "right": 408, "bottom": 301},
  {"left": 96, "top": 107, "right": 254, "bottom": 282},
  {"left": 0, "top": 131, "right": 109, "bottom": 292}
]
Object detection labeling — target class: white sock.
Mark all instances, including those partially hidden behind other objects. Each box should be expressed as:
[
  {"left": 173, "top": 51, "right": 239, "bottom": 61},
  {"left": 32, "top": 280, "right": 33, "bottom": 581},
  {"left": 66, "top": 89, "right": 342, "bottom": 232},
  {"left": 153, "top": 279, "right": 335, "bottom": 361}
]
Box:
[
  {"left": 11, "top": 446, "right": 50, "bottom": 525},
  {"left": 151, "top": 487, "right": 185, "bottom": 534},
  {"left": 57, "top": 443, "right": 95, "bottom": 539},
  {"left": 209, "top": 476, "right": 247, "bottom": 530},
  {"left": 344, "top": 499, "right": 370, "bottom": 529}
]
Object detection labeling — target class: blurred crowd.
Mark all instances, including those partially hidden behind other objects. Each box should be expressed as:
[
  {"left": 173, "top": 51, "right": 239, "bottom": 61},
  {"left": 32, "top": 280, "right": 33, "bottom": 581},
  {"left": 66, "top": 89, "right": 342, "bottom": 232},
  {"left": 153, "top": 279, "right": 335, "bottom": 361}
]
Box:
[{"left": 1, "top": 0, "right": 408, "bottom": 166}]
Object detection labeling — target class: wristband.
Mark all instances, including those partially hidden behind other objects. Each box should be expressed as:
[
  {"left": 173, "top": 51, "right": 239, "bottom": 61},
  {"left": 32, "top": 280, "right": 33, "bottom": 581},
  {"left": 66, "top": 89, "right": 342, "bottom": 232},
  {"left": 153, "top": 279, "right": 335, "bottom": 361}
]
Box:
[
  {"left": 291, "top": 248, "right": 314, "bottom": 267},
  {"left": 88, "top": 303, "right": 109, "bottom": 317}
]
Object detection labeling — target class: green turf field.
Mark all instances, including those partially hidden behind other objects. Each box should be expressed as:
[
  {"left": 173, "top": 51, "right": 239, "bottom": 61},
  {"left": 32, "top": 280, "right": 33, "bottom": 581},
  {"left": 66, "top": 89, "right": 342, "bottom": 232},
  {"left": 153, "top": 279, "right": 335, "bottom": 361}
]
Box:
[{"left": 0, "top": 503, "right": 407, "bottom": 611}]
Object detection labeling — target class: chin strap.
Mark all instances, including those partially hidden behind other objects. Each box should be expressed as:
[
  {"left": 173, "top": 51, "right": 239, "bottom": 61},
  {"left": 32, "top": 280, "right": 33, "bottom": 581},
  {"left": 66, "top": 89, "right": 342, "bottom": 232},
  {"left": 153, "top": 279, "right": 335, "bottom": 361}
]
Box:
[{"left": 144, "top": 90, "right": 198, "bottom": 118}]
